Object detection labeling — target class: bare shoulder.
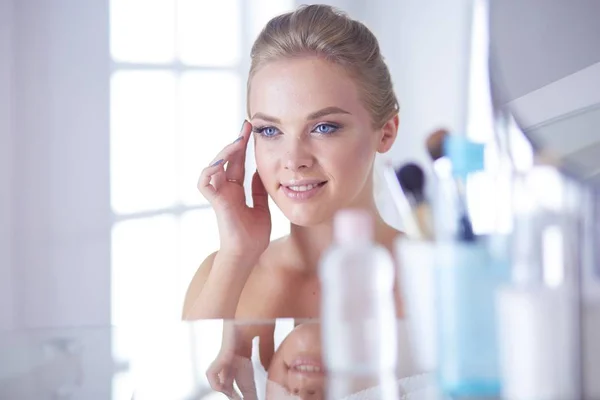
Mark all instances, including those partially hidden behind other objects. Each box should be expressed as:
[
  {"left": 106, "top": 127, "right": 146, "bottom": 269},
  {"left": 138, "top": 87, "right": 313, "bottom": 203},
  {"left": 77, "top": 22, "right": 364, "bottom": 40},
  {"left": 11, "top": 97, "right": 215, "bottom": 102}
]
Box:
[
  {"left": 182, "top": 251, "right": 218, "bottom": 319},
  {"left": 182, "top": 237, "right": 291, "bottom": 320},
  {"left": 235, "top": 236, "right": 302, "bottom": 317}
]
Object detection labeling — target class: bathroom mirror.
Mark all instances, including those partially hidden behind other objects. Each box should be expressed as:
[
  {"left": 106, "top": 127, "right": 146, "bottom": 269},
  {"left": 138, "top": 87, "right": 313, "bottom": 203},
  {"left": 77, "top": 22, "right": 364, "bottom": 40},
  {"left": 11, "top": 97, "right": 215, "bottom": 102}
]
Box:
[
  {"left": 489, "top": 0, "right": 600, "bottom": 185},
  {"left": 0, "top": 319, "right": 429, "bottom": 400}
]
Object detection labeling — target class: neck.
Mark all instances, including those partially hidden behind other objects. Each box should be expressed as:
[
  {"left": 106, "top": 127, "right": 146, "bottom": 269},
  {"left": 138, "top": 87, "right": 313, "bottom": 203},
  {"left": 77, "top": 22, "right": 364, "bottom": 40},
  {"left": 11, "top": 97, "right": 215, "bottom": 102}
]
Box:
[{"left": 287, "top": 181, "right": 391, "bottom": 272}]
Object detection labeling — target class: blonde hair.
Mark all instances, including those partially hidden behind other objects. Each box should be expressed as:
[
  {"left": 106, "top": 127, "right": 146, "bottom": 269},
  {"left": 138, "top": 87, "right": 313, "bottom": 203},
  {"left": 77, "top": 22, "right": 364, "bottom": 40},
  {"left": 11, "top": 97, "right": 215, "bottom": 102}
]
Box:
[{"left": 248, "top": 4, "right": 399, "bottom": 128}]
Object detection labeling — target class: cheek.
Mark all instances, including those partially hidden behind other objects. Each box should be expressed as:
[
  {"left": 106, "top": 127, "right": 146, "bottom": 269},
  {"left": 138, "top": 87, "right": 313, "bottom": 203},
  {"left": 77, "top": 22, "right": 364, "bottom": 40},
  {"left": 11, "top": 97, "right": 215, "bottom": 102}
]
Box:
[
  {"left": 254, "top": 141, "right": 278, "bottom": 175},
  {"left": 321, "top": 138, "right": 373, "bottom": 178}
]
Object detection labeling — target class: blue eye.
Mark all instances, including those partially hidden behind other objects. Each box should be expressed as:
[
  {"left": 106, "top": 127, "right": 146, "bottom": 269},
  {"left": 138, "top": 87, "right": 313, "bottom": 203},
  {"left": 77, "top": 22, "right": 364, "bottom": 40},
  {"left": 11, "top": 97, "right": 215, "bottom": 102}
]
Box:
[
  {"left": 255, "top": 126, "right": 281, "bottom": 138},
  {"left": 313, "top": 123, "right": 339, "bottom": 135}
]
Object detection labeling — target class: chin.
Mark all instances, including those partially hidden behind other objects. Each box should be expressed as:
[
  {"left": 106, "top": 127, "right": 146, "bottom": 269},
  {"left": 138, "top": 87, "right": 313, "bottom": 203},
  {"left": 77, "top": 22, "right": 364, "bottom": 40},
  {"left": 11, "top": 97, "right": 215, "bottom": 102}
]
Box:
[{"left": 280, "top": 203, "right": 336, "bottom": 227}]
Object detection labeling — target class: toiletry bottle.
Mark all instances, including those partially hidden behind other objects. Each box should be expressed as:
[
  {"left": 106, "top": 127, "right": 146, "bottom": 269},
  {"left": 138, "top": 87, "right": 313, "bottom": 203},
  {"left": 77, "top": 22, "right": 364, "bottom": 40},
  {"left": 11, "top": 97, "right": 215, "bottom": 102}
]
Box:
[
  {"left": 434, "top": 135, "right": 504, "bottom": 397},
  {"left": 495, "top": 171, "right": 579, "bottom": 400},
  {"left": 319, "top": 209, "right": 399, "bottom": 400}
]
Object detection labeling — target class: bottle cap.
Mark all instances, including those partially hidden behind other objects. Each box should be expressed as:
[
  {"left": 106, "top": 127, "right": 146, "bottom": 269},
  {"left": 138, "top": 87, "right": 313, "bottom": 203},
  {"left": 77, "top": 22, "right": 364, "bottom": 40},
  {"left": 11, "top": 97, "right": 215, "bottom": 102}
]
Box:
[
  {"left": 443, "top": 134, "right": 485, "bottom": 178},
  {"left": 333, "top": 209, "right": 373, "bottom": 245}
]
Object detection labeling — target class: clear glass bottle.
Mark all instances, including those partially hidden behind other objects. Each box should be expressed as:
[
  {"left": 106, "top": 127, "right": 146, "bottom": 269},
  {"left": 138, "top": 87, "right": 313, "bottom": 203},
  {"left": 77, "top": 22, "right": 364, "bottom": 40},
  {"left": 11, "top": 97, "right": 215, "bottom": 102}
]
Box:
[{"left": 319, "top": 209, "right": 399, "bottom": 399}]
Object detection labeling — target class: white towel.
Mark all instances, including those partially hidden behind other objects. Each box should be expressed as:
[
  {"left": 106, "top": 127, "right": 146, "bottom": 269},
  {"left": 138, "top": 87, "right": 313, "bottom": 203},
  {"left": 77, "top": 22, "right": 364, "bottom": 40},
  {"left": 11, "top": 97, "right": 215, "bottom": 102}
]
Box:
[{"left": 229, "top": 319, "right": 436, "bottom": 399}]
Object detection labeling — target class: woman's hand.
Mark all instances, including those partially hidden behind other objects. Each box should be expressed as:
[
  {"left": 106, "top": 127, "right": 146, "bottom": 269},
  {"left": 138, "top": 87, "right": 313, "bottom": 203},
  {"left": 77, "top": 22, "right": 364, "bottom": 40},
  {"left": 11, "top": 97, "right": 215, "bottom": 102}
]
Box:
[
  {"left": 206, "top": 321, "right": 239, "bottom": 398},
  {"left": 198, "top": 121, "right": 271, "bottom": 263},
  {"left": 207, "top": 322, "right": 264, "bottom": 400}
]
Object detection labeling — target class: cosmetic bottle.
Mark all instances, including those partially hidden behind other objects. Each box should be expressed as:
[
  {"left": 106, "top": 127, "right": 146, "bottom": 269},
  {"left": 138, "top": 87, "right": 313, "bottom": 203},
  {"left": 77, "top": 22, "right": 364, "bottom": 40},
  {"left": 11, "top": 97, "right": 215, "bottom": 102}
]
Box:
[
  {"left": 433, "top": 134, "right": 505, "bottom": 397},
  {"left": 495, "top": 171, "right": 579, "bottom": 400},
  {"left": 319, "top": 209, "right": 399, "bottom": 400}
]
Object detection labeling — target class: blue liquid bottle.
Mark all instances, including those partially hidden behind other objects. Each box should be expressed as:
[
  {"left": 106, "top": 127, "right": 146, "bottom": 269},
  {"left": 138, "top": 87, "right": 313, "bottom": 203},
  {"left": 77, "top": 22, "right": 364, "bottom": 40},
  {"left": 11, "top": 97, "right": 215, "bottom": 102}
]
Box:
[{"left": 434, "top": 135, "right": 507, "bottom": 397}]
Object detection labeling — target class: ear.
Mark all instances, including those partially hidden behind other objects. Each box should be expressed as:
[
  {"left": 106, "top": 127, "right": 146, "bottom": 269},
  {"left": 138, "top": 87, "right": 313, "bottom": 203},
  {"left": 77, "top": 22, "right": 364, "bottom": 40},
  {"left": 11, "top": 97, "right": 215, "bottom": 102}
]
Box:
[{"left": 376, "top": 113, "right": 399, "bottom": 154}]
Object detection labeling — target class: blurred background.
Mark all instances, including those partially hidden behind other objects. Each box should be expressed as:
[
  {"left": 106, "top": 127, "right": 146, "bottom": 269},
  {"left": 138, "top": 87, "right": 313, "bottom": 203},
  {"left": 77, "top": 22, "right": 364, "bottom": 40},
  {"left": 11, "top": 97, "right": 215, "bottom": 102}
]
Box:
[
  {"left": 2, "top": 0, "right": 600, "bottom": 330},
  {"left": 1, "top": 0, "right": 599, "bottom": 398}
]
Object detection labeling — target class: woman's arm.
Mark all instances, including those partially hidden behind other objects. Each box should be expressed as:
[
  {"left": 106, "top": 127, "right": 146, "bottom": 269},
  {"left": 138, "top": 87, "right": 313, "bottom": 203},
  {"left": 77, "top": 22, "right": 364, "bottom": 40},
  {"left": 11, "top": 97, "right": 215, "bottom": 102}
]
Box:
[
  {"left": 185, "top": 121, "right": 271, "bottom": 319},
  {"left": 182, "top": 251, "right": 256, "bottom": 320}
]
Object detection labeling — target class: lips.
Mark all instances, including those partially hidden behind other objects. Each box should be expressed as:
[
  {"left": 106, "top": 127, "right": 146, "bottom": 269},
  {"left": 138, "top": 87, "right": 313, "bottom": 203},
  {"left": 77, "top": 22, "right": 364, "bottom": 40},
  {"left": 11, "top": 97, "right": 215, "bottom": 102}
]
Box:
[
  {"left": 280, "top": 179, "right": 328, "bottom": 201},
  {"left": 289, "top": 359, "right": 325, "bottom": 374}
]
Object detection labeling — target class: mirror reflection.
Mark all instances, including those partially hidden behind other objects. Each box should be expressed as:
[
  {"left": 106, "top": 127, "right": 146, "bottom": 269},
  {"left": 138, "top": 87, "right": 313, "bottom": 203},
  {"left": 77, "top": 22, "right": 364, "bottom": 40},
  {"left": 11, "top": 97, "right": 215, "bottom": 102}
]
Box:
[{"left": 490, "top": 0, "right": 600, "bottom": 184}]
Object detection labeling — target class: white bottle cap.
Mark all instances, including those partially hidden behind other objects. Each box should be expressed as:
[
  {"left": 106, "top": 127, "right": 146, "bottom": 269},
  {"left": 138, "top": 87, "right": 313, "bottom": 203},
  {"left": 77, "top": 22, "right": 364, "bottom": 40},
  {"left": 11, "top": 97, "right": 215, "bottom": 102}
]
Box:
[{"left": 334, "top": 209, "right": 373, "bottom": 245}]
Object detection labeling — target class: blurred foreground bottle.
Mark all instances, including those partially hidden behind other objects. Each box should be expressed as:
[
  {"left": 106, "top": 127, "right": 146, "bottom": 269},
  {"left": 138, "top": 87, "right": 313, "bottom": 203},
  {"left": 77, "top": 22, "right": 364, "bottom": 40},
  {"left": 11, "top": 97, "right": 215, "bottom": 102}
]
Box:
[{"left": 319, "top": 209, "right": 399, "bottom": 400}]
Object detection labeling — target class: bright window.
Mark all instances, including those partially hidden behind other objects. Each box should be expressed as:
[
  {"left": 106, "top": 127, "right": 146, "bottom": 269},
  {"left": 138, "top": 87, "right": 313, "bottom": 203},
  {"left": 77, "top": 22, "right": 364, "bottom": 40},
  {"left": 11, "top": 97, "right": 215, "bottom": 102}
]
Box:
[{"left": 109, "top": 1, "right": 294, "bottom": 397}]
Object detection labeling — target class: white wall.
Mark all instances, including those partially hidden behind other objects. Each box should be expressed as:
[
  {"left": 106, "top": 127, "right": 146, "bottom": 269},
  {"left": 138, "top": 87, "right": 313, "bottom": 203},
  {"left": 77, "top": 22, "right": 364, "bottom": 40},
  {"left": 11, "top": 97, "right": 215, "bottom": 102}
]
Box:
[
  {"left": 0, "top": 0, "right": 15, "bottom": 332},
  {"left": 12, "top": 0, "right": 112, "bottom": 328},
  {"left": 365, "top": 0, "right": 475, "bottom": 168}
]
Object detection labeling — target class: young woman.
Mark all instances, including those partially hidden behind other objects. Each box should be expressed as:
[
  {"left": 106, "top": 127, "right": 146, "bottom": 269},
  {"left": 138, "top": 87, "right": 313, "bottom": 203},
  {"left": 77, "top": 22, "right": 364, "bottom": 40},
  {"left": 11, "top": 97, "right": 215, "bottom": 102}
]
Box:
[{"left": 182, "top": 4, "right": 407, "bottom": 392}]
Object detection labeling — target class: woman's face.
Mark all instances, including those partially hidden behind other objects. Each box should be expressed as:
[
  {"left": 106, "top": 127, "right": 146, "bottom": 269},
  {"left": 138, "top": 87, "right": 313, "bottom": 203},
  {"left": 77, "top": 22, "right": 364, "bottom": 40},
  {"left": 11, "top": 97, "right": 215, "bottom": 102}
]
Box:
[
  {"left": 248, "top": 57, "right": 397, "bottom": 226},
  {"left": 267, "top": 323, "right": 324, "bottom": 399}
]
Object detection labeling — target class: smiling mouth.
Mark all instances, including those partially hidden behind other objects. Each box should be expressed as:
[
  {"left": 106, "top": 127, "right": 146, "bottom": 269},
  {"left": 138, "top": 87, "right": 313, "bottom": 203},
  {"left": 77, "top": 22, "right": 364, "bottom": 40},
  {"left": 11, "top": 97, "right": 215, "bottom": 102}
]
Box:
[
  {"left": 284, "top": 182, "right": 327, "bottom": 192},
  {"left": 292, "top": 364, "right": 323, "bottom": 373},
  {"left": 279, "top": 180, "right": 328, "bottom": 201},
  {"left": 289, "top": 358, "right": 325, "bottom": 374}
]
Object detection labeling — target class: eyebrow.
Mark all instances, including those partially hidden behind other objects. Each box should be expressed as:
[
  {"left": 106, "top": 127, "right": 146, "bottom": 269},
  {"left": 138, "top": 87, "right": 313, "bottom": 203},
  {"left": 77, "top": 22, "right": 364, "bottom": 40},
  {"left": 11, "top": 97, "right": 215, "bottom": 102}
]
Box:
[{"left": 251, "top": 106, "right": 351, "bottom": 123}]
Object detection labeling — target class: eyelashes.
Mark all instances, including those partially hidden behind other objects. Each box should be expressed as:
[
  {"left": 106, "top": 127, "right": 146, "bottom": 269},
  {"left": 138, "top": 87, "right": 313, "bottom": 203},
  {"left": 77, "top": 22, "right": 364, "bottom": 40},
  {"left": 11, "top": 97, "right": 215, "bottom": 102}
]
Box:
[
  {"left": 252, "top": 122, "right": 341, "bottom": 139},
  {"left": 313, "top": 123, "right": 339, "bottom": 135},
  {"left": 252, "top": 125, "right": 280, "bottom": 137}
]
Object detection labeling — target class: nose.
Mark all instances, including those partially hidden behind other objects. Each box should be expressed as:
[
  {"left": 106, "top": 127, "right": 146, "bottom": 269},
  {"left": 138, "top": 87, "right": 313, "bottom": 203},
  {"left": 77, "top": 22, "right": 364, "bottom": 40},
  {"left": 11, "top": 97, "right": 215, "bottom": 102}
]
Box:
[
  {"left": 289, "top": 375, "right": 324, "bottom": 399},
  {"left": 291, "top": 385, "right": 322, "bottom": 399},
  {"left": 283, "top": 136, "right": 314, "bottom": 171}
]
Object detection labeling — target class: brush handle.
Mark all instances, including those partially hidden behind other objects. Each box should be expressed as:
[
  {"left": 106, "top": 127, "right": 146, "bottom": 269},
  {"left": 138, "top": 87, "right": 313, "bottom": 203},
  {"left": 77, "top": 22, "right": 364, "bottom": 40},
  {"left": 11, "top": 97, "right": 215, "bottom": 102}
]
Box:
[
  {"left": 415, "top": 203, "right": 434, "bottom": 240},
  {"left": 453, "top": 177, "right": 476, "bottom": 241}
]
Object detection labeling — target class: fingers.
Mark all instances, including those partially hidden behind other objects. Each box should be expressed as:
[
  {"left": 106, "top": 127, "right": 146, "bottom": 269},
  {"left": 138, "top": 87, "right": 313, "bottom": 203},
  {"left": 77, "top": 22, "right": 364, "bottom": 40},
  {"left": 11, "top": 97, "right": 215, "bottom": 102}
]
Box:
[
  {"left": 226, "top": 121, "right": 252, "bottom": 183},
  {"left": 197, "top": 159, "right": 226, "bottom": 202},
  {"left": 206, "top": 362, "right": 223, "bottom": 392},
  {"left": 197, "top": 121, "right": 250, "bottom": 203},
  {"left": 251, "top": 170, "right": 270, "bottom": 211},
  {"left": 206, "top": 362, "right": 234, "bottom": 398}
]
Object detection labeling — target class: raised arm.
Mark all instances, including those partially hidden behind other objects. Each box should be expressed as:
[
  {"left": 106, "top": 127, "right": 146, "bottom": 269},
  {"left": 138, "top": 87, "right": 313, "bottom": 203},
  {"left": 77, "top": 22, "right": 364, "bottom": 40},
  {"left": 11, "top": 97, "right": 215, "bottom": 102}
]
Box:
[{"left": 181, "top": 121, "right": 271, "bottom": 320}]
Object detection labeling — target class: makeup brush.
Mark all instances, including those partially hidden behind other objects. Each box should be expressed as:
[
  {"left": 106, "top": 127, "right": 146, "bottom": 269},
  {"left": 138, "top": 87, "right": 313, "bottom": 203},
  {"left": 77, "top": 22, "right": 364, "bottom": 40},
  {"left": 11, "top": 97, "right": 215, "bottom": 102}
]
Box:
[
  {"left": 396, "top": 162, "right": 434, "bottom": 240},
  {"left": 425, "top": 129, "right": 476, "bottom": 242},
  {"left": 426, "top": 128, "right": 448, "bottom": 162},
  {"left": 381, "top": 160, "right": 423, "bottom": 239}
]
